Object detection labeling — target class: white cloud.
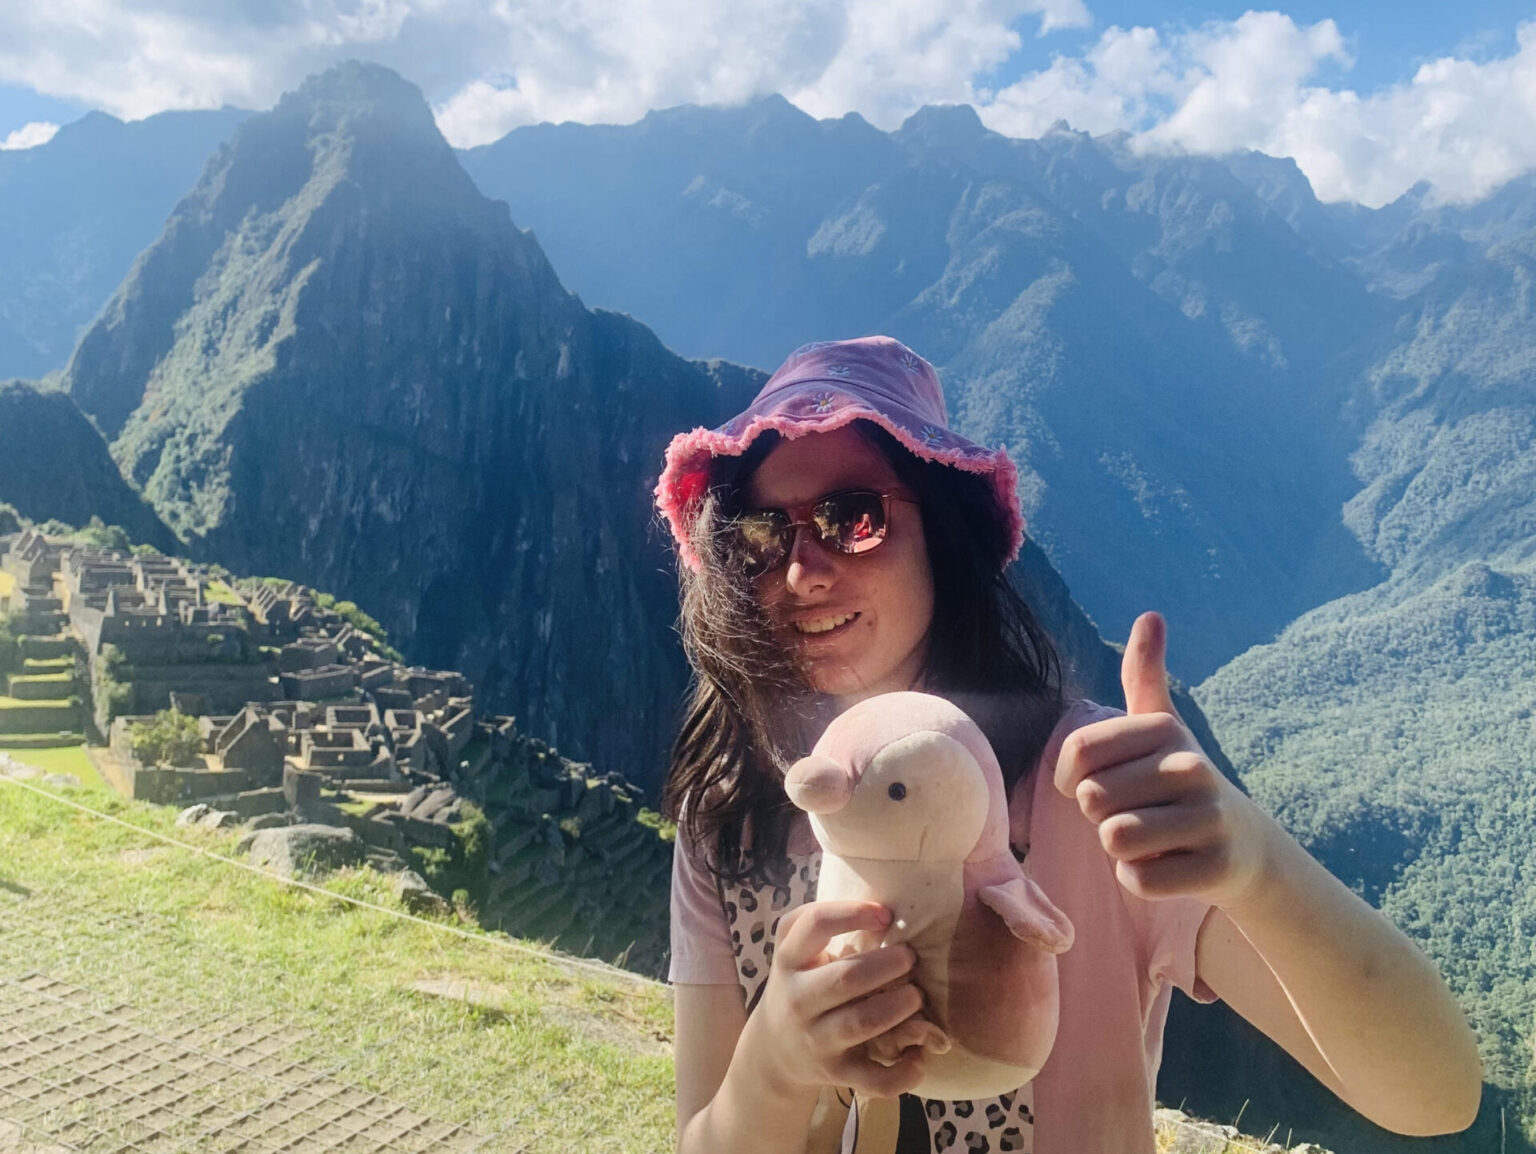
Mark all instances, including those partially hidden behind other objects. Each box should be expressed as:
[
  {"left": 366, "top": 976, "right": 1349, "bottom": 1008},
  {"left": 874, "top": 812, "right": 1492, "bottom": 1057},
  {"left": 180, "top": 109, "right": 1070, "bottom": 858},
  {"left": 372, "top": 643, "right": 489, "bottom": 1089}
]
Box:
[
  {"left": 433, "top": 0, "right": 851, "bottom": 146},
  {"left": 434, "top": 0, "right": 1090, "bottom": 146},
  {"left": 978, "top": 12, "right": 1536, "bottom": 206},
  {"left": 1, "top": 2, "right": 1535, "bottom": 205},
  {"left": 0, "top": 0, "right": 1083, "bottom": 148},
  {"left": 0, "top": 120, "right": 59, "bottom": 149},
  {"left": 980, "top": 25, "right": 1177, "bottom": 138}
]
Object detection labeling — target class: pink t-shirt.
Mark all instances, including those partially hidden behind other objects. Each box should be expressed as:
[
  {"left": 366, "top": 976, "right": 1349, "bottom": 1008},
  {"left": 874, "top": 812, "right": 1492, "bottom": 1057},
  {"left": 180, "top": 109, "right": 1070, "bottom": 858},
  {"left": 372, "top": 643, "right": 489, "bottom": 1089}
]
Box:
[{"left": 669, "top": 700, "right": 1217, "bottom": 1153}]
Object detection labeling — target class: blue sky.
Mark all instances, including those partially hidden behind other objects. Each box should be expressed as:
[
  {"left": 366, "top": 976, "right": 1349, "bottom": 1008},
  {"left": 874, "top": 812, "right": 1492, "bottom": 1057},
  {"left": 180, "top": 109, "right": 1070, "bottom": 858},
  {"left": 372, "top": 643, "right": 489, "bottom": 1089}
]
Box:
[
  {"left": 991, "top": 2, "right": 1532, "bottom": 90},
  {"left": 3, "top": 3, "right": 1535, "bottom": 206}
]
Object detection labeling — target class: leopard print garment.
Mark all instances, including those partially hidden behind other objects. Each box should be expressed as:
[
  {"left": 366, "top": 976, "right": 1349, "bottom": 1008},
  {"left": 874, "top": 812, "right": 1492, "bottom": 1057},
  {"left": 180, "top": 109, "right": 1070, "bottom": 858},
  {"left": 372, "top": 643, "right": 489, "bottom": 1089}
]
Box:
[{"left": 719, "top": 848, "right": 1036, "bottom": 1154}]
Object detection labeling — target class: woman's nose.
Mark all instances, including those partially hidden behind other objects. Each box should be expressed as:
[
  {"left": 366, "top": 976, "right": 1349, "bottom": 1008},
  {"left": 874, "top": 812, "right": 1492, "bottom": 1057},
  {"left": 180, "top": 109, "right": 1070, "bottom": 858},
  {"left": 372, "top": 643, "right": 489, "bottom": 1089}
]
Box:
[{"left": 783, "top": 525, "right": 837, "bottom": 596}]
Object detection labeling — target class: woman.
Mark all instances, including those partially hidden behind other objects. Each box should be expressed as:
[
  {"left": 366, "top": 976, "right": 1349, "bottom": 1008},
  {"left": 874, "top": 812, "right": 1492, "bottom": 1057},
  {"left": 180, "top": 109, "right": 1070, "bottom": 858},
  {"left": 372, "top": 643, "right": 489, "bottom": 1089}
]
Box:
[{"left": 655, "top": 337, "right": 1480, "bottom": 1153}]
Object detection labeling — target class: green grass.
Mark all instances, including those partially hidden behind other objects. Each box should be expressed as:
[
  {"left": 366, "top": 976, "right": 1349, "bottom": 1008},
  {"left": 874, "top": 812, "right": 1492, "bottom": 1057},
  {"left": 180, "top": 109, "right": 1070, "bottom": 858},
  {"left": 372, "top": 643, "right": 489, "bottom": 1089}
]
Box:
[
  {"left": 0, "top": 779, "right": 676, "bottom": 1150},
  {"left": 0, "top": 745, "right": 104, "bottom": 789},
  {"left": 0, "top": 732, "right": 85, "bottom": 749},
  {"left": 22, "top": 657, "right": 74, "bottom": 673},
  {"left": 205, "top": 579, "right": 245, "bottom": 607},
  {"left": 0, "top": 696, "right": 73, "bottom": 710}
]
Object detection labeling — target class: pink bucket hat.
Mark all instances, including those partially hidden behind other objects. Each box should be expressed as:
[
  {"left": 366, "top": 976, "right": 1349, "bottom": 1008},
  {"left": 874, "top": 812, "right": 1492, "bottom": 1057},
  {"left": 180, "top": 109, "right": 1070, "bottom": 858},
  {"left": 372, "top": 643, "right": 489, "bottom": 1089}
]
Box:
[{"left": 655, "top": 335, "right": 1024, "bottom": 571}]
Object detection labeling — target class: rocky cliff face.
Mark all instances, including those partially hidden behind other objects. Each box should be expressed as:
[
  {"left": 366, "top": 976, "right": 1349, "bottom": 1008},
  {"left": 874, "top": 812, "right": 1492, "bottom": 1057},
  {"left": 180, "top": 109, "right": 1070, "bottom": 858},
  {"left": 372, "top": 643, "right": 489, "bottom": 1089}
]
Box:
[
  {"left": 62, "top": 63, "right": 748, "bottom": 786},
  {"left": 462, "top": 101, "right": 1387, "bottom": 680},
  {"left": 54, "top": 62, "right": 1230, "bottom": 797}
]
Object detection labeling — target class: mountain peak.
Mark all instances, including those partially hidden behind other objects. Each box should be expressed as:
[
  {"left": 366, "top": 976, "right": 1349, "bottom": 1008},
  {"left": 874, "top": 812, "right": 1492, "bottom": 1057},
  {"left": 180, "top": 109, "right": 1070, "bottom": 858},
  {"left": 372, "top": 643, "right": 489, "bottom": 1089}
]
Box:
[
  {"left": 896, "top": 103, "right": 987, "bottom": 142},
  {"left": 47, "top": 110, "right": 126, "bottom": 149},
  {"left": 63, "top": 58, "right": 510, "bottom": 441},
  {"left": 637, "top": 92, "right": 818, "bottom": 137},
  {"left": 276, "top": 60, "right": 441, "bottom": 144}
]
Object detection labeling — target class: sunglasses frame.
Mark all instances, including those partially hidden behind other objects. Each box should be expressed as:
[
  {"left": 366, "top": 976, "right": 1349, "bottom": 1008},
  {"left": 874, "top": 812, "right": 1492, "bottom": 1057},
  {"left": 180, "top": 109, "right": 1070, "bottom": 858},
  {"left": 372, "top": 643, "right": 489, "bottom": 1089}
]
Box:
[{"left": 731, "top": 488, "right": 919, "bottom": 578}]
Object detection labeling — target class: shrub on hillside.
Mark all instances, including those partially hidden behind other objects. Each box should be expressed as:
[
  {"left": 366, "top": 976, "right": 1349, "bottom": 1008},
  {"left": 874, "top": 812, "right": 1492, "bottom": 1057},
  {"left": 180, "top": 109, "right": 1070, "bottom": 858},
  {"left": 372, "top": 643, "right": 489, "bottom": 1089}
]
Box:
[
  {"left": 34, "top": 516, "right": 134, "bottom": 551},
  {"left": 410, "top": 802, "right": 491, "bottom": 906},
  {"left": 128, "top": 709, "right": 202, "bottom": 768},
  {"left": 315, "top": 592, "right": 403, "bottom": 661},
  {"left": 0, "top": 612, "right": 19, "bottom": 678}
]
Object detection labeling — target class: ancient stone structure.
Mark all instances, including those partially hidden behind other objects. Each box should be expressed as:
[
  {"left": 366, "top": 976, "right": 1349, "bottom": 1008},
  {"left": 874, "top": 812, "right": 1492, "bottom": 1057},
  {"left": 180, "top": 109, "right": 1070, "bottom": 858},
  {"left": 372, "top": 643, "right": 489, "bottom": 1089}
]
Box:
[{"left": 5, "top": 531, "right": 674, "bottom": 976}]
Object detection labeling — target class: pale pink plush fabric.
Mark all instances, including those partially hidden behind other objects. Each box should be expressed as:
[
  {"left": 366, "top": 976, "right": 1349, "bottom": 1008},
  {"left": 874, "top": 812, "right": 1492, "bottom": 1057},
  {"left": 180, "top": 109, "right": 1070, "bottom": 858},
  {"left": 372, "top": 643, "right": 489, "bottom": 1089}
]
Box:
[
  {"left": 669, "top": 699, "right": 1216, "bottom": 1153},
  {"left": 654, "top": 336, "right": 1025, "bottom": 571}
]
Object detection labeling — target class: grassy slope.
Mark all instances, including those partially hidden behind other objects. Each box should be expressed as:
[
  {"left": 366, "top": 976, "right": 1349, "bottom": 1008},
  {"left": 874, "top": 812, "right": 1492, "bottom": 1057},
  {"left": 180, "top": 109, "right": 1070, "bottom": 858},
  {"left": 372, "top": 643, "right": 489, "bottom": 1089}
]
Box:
[
  {"left": 0, "top": 776, "right": 675, "bottom": 1151},
  {"left": 0, "top": 769, "right": 1309, "bottom": 1153},
  {"left": 2, "top": 745, "right": 104, "bottom": 788}
]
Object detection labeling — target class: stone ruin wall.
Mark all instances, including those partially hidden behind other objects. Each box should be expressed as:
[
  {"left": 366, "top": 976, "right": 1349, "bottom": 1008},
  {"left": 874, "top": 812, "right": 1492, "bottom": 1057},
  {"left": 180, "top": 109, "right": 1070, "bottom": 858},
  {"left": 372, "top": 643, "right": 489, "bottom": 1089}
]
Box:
[{"left": 6, "top": 533, "right": 678, "bottom": 977}]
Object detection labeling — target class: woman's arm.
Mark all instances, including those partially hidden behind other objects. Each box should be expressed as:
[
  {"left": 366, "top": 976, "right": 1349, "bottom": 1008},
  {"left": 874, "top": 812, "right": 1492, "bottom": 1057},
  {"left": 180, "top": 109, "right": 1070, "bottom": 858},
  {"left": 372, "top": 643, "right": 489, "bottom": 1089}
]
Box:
[
  {"left": 1194, "top": 841, "right": 1481, "bottom": 1134},
  {"left": 675, "top": 901, "right": 928, "bottom": 1153},
  {"left": 1056, "top": 612, "right": 1481, "bottom": 1135}
]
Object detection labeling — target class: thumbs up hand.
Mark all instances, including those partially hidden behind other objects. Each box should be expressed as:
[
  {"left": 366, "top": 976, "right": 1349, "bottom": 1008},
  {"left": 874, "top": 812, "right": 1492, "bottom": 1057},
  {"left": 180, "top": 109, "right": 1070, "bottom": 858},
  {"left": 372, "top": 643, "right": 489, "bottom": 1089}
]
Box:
[{"left": 1055, "top": 612, "right": 1267, "bottom": 909}]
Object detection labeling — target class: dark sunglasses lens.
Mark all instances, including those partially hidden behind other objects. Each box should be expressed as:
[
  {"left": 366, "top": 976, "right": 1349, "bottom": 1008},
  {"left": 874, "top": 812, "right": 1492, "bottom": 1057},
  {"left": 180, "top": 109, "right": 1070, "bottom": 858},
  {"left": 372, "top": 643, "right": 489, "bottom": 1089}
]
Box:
[
  {"left": 733, "top": 512, "right": 791, "bottom": 576},
  {"left": 814, "top": 491, "right": 887, "bottom": 554}
]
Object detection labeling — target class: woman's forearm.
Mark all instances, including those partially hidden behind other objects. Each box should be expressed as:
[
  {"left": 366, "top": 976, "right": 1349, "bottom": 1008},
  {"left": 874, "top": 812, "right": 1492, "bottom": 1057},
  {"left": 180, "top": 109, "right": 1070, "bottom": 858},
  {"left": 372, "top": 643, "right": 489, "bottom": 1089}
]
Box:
[
  {"left": 1215, "top": 816, "right": 1482, "bottom": 1134},
  {"left": 678, "top": 1013, "right": 821, "bottom": 1153}
]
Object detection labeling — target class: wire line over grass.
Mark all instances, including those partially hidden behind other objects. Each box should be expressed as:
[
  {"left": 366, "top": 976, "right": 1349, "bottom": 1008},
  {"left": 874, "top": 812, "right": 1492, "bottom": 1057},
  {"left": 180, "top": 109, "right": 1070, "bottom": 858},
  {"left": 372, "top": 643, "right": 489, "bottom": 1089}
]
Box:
[{"left": 0, "top": 770, "right": 664, "bottom": 992}]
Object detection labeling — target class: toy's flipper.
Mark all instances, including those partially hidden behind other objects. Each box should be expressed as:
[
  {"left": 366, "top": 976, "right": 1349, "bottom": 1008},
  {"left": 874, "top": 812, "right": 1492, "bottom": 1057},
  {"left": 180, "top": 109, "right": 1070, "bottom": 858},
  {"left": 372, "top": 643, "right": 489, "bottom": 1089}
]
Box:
[
  {"left": 865, "top": 1014, "right": 951, "bottom": 1066},
  {"left": 979, "top": 877, "right": 1074, "bottom": 954}
]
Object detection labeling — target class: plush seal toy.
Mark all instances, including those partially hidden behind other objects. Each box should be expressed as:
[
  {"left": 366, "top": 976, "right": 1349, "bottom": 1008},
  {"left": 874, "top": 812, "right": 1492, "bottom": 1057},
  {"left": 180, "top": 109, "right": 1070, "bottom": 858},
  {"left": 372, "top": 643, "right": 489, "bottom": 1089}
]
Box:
[{"left": 785, "top": 691, "right": 1074, "bottom": 1102}]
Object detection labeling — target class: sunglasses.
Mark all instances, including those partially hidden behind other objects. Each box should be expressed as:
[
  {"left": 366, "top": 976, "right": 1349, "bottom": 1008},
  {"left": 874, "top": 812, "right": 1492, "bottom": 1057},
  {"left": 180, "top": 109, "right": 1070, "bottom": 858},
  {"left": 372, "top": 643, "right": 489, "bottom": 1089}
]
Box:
[{"left": 729, "top": 488, "right": 918, "bottom": 578}]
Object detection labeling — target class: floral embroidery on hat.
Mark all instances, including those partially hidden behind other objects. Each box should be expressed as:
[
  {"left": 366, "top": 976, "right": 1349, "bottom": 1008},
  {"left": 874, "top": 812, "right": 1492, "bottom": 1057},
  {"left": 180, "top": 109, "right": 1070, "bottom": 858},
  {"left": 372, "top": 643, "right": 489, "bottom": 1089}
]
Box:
[
  {"left": 919, "top": 424, "right": 947, "bottom": 448},
  {"left": 793, "top": 340, "right": 835, "bottom": 355},
  {"left": 900, "top": 351, "right": 922, "bottom": 372},
  {"left": 826, "top": 363, "right": 852, "bottom": 377},
  {"left": 812, "top": 390, "right": 838, "bottom": 413}
]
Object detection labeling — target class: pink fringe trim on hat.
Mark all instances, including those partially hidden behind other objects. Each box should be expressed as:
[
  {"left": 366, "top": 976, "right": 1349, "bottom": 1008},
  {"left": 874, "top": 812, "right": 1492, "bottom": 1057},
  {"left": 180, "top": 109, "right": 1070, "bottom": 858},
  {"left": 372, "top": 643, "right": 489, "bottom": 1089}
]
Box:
[{"left": 655, "top": 409, "right": 1025, "bottom": 572}]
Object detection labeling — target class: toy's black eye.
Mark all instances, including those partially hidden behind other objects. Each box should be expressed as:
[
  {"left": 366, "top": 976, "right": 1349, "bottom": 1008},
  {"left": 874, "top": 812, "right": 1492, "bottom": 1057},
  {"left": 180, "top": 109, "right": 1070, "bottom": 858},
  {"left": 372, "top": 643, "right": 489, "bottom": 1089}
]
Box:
[{"left": 888, "top": 782, "right": 907, "bottom": 801}]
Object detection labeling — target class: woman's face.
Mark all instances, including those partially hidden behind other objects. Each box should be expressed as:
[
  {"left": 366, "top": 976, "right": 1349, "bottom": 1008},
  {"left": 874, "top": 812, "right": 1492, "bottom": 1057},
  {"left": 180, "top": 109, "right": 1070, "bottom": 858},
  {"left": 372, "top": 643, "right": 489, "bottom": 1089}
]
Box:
[{"left": 744, "top": 425, "right": 936, "bottom": 708}]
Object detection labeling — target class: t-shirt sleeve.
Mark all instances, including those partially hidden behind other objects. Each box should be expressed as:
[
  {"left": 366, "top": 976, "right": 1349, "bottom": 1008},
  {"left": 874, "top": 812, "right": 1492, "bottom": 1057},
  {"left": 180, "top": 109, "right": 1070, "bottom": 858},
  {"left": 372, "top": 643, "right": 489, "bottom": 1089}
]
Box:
[
  {"left": 668, "top": 827, "right": 740, "bottom": 985},
  {"left": 1129, "top": 892, "right": 1218, "bottom": 1004},
  {"left": 1045, "top": 699, "right": 1219, "bottom": 1005}
]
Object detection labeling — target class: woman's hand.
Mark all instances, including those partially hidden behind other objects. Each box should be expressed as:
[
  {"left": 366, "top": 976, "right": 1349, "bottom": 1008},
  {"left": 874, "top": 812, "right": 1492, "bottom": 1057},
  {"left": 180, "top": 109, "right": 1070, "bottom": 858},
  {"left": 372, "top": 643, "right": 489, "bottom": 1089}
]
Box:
[
  {"left": 1057, "top": 611, "right": 1482, "bottom": 1134},
  {"left": 1055, "top": 611, "right": 1271, "bottom": 910},
  {"left": 740, "top": 900, "right": 929, "bottom": 1101}
]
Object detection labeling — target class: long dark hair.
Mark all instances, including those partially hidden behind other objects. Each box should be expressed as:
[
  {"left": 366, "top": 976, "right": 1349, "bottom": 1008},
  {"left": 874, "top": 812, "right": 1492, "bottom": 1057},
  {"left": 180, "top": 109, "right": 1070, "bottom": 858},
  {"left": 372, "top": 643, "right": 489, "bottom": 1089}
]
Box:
[{"left": 661, "top": 423, "right": 1064, "bottom": 887}]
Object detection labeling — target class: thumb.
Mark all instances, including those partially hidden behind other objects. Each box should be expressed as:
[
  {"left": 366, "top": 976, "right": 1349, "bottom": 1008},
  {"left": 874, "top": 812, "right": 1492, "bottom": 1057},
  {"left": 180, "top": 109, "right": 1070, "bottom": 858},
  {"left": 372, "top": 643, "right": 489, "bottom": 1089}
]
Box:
[{"left": 1122, "top": 611, "right": 1177, "bottom": 717}]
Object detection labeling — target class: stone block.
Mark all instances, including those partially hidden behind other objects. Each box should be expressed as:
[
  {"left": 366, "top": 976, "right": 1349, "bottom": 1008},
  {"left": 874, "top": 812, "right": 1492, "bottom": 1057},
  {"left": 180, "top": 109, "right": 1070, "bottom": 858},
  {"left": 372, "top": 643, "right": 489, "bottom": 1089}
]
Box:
[
  {"left": 396, "top": 813, "right": 455, "bottom": 850},
  {"left": 349, "top": 813, "right": 407, "bottom": 854},
  {"left": 413, "top": 787, "right": 456, "bottom": 822},
  {"left": 229, "top": 787, "right": 287, "bottom": 818},
  {"left": 395, "top": 869, "right": 450, "bottom": 916},
  {"left": 283, "top": 766, "right": 322, "bottom": 811},
  {"left": 237, "top": 823, "right": 365, "bottom": 878}
]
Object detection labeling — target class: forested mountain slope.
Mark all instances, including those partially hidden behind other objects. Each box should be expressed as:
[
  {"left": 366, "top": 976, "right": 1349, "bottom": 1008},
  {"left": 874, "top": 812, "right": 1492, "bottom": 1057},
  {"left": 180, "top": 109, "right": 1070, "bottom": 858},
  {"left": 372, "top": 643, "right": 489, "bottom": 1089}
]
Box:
[
  {"left": 57, "top": 63, "right": 746, "bottom": 788},
  {"left": 50, "top": 65, "right": 1217, "bottom": 801},
  {"left": 0, "top": 108, "right": 247, "bottom": 380},
  {"left": 0, "top": 380, "right": 175, "bottom": 550},
  {"left": 1197, "top": 213, "right": 1536, "bottom": 1139},
  {"left": 462, "top": 100, "right": 1385, "bottom": 682}
]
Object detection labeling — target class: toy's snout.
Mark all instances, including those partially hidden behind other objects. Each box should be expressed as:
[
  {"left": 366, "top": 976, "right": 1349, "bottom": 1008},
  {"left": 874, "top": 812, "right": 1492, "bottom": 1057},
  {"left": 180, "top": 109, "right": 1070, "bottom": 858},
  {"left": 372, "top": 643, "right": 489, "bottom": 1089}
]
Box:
[{"left": 785, "top": 754, "right": 853, "bottom": 815}]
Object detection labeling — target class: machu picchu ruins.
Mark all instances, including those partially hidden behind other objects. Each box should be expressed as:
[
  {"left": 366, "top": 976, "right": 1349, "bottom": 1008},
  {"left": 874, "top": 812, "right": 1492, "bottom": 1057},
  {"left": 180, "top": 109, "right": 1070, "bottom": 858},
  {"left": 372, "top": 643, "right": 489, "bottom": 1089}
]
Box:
[{"left": 0, "top": 527, "right": 674, "bottom": 976}]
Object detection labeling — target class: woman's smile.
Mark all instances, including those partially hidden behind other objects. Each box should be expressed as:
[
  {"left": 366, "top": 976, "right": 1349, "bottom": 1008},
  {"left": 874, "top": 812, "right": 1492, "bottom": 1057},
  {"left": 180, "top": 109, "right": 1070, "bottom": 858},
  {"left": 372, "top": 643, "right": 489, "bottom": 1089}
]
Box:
[{"left": 787, "top": 609, "right": 859, "bottom": 636}]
